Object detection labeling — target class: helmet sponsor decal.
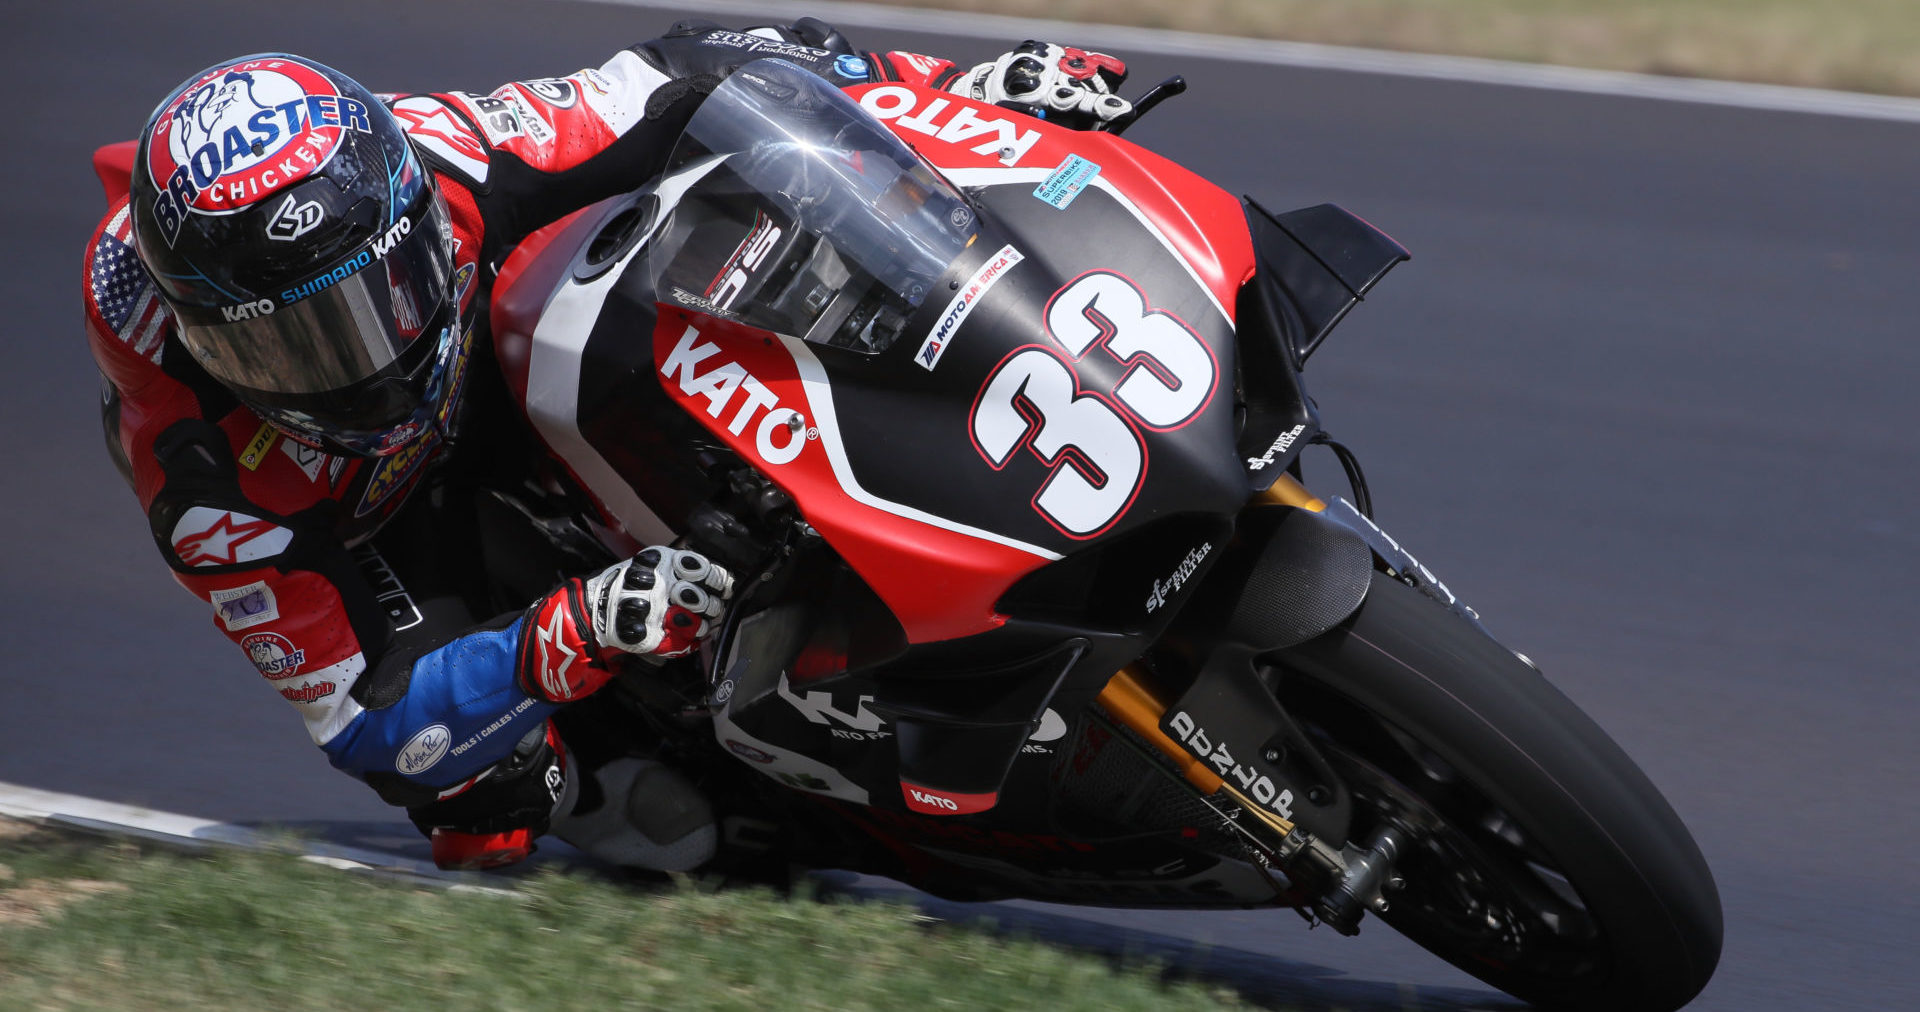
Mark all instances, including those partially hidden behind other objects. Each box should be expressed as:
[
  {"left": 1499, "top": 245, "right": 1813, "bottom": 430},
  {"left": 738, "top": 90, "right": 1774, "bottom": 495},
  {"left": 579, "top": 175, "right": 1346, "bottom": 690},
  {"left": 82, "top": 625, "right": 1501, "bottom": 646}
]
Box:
[
  {"left": 170, "top": 506, "right": 293, "bottom": 567},
  {"left": 279, "top": 213, "right": 413, "bottom": 306},
  {"left": 265, "top": 192, "right": 325, "bottom": 241},
  {"left": 146, "top": 57, "right": 374, "bottom": 245},
  {"left": 433, "top": 323, "right": 476, "bottom": 432},
  {"left": 396, "top": 723, "right": 452, "bottom": 775},
  {"left": 354, "top": 428, "right": 441, "bottom": 517},
  {"left": 452, "top": 262, "right": 476, "bottom": 304},
  {"left": 210, "top": 580, "right": 278, "bottom": 631},
  {"left": 241, "top": 631, "right": 307, "bottom": 679}
]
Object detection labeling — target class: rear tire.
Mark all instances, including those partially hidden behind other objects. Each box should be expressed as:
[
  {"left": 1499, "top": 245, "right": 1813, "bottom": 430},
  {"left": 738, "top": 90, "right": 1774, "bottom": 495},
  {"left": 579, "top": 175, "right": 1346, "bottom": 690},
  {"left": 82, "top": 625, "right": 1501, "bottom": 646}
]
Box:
[{"left": 1273, "top": 573, "right": 1722, "bottom": 1010}]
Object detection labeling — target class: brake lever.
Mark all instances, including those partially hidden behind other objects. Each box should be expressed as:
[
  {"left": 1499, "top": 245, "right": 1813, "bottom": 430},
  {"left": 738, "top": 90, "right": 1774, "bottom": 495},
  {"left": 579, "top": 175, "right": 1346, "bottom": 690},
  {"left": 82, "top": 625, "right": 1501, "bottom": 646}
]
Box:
[{"left": 1104, "top": 75, "right": 1188, "bottom": 136}]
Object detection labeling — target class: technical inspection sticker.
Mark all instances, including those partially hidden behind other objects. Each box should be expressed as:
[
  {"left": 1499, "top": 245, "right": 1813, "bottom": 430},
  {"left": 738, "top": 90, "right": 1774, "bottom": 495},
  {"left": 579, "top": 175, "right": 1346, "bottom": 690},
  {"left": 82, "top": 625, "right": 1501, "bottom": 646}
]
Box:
[{"left": 1033, "top": 154, "right": 1101, "bottom": 210}]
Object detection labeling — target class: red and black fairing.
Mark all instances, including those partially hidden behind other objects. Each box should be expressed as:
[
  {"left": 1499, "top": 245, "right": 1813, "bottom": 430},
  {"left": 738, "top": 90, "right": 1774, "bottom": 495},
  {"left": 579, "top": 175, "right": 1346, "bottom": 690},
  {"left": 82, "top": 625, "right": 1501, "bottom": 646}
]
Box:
[{"left": 492, "top": 70, "right": 1401, "bottom": 903}]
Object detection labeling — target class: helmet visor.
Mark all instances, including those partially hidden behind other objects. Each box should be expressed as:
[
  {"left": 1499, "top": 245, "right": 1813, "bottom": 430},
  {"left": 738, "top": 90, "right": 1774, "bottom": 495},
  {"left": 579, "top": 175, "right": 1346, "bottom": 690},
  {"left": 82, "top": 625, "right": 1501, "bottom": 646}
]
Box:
[{"left": 172, "top": 190, "right": 454, "bottom": 396}]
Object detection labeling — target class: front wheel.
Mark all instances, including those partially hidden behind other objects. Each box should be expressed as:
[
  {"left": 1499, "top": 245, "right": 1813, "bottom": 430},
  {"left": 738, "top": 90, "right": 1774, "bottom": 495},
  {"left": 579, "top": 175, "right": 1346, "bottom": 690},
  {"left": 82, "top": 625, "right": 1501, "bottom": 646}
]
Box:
[{"left": 1272, "top": 573, "right": 1722, "bottom": 1010}]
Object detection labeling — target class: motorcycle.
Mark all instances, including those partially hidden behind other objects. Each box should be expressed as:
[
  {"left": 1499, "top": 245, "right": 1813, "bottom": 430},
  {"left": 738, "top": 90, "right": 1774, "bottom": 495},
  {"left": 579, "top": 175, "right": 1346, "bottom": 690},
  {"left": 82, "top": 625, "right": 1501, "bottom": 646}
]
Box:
[{"left": 489, "top": 59, "right": 1722, "bottom": 1010}]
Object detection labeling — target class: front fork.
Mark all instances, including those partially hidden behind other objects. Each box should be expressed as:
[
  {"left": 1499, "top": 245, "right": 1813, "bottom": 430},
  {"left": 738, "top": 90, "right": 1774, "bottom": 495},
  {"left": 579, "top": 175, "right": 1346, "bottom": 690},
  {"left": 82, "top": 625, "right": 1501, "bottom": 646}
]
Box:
[{"left": 1090, "top": 474, "right": 1399, "bottom": 933}]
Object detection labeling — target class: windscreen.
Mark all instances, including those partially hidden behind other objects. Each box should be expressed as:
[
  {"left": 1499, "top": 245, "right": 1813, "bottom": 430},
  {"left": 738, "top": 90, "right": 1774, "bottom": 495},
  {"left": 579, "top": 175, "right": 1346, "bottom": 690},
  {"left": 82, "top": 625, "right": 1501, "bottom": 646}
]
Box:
[{"left": 645, "top": 59, "right": 978, "bottom": 354}]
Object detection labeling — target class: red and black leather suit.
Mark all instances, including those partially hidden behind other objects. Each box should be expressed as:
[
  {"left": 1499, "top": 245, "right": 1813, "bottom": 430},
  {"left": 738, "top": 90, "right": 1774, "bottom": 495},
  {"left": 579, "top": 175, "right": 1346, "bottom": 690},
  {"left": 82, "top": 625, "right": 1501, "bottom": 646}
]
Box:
[{"left": 81, "top": 20, "right": 990, "bottom": 862}]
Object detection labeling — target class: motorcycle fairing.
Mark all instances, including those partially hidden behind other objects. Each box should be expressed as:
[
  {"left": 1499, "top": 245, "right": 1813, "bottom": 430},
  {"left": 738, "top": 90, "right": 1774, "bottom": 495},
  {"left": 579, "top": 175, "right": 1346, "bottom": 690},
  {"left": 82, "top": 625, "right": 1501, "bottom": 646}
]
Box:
[
  {"left": 848, "top": 82, "right": 1255, "bottom": 318},
  {"left": 801, "top": 180, "right": 1248, "bottom": 556}
]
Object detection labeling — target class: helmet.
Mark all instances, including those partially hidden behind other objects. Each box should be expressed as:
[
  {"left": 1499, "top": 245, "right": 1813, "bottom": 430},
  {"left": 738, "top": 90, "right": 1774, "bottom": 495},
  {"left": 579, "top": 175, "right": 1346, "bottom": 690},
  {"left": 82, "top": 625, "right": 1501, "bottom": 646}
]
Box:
[{"left": 130, "top": 54, "right": 461, "bottom": 458}]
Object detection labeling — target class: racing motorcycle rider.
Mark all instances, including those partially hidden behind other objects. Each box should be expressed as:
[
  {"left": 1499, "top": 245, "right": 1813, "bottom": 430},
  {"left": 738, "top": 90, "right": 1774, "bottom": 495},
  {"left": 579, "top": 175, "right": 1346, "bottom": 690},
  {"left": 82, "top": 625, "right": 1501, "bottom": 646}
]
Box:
[{"left": 84, "top": 20, "right": 1134, "bottom": 871}]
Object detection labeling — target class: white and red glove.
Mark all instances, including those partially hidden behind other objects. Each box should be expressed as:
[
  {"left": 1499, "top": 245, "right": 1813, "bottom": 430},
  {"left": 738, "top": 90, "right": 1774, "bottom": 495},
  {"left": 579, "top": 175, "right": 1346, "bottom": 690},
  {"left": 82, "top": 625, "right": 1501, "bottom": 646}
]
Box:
[
  {"left": 950, "top": 41, "right": 1131, "bottom": 127},
  {"left": 518, "top": 547, "right": 735, "bottom": 703}
]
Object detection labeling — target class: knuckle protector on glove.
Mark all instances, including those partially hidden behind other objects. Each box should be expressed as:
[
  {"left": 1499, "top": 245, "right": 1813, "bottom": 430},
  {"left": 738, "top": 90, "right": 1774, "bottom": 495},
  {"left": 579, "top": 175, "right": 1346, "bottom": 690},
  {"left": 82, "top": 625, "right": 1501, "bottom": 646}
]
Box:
[{"left": 587, "top": 547, "right": 734, "bottom": 658}]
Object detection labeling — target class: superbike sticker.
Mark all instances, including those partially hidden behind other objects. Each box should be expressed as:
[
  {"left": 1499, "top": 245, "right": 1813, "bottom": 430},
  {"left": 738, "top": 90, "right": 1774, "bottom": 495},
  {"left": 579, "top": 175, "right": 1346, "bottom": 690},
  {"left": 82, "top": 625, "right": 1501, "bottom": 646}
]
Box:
[
  {"left": 1033, "top": 155, "right": 1101, "bottom": 211},
  {"left": 915, "top": 244, "right": 1023, "bottom": 371},
  {"left": 146, "top": 58, "right": 374, "bottom": 245}
]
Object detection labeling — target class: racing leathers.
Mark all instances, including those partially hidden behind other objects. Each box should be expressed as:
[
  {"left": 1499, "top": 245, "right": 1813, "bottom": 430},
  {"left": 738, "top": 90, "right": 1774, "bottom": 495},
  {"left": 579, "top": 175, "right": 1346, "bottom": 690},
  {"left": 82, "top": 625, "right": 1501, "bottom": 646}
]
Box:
[{"left": 83, "top": 20, "right": 1130, "bottom": 869}]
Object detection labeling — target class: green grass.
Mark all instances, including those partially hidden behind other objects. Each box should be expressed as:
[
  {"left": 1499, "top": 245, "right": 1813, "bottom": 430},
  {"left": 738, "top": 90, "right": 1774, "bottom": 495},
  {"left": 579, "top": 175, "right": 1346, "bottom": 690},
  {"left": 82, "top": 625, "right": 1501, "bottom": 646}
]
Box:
[
  {"left": 0, "top": 821, "right": 1249, "bottom": 1010},
  {"left": 877, "top": 0, "right": 1920, "bottom": 97}
]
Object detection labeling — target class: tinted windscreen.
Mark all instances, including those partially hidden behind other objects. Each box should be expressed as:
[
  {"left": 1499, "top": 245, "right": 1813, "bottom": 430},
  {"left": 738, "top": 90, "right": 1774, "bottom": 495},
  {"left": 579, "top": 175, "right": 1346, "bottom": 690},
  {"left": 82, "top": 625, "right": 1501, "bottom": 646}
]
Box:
[{"left": 644, "top": 59, "right": 977, "bottom": 354}]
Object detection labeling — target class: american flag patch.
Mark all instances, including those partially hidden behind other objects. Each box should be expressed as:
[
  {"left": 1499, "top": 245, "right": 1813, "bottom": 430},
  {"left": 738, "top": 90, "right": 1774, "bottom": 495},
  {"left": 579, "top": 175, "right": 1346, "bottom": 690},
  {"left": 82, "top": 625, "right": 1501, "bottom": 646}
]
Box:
[{"left": 89, "top": 206, "right": 167, "bottom": 364}]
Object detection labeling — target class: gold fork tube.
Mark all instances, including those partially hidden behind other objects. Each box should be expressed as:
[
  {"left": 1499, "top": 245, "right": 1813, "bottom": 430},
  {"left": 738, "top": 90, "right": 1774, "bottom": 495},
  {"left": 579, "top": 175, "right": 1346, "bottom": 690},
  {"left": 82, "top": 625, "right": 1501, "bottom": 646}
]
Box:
[{"left": 1256, "top": 473, "right": 1326, "bottom": 512}]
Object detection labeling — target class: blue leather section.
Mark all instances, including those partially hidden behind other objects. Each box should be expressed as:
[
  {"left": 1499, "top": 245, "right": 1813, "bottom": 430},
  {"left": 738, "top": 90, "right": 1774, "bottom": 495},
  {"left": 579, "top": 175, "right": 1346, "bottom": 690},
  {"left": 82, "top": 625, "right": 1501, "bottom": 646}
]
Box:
[{"left": 321, "top": 617, "right": 558, "bottom": 788}]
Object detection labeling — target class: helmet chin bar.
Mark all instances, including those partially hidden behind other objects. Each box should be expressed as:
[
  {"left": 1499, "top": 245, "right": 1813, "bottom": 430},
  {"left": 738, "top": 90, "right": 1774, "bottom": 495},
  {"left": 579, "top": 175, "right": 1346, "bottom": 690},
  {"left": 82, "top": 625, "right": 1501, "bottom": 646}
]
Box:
[{"left": 246, "top": 311, "right": 465, "bottom": 459}]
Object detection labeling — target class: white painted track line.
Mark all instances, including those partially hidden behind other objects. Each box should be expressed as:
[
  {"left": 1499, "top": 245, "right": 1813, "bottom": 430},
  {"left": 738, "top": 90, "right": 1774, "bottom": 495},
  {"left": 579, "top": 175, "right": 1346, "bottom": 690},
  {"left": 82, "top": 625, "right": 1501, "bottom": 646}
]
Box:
[
  {"left": 0, "top": 780, "right": 487, "bottom": 888},
  {"left": 576, "top": 0, "right": 1920, "bottom": 123}
]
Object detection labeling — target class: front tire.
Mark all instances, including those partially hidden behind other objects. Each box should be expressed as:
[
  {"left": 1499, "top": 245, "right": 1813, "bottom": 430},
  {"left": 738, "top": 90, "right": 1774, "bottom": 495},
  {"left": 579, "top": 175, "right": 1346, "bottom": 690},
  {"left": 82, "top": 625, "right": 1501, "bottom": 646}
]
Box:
[{"left": 1273, "top": 573, "right": 1722, "bottom": 1010}]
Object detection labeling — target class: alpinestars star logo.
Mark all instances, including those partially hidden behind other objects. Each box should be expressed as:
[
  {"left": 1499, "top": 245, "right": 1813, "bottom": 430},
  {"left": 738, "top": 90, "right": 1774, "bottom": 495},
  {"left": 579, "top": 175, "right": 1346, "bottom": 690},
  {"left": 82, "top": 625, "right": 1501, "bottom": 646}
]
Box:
[
  {"left": 535, "top": 604, "right": 579, "bottom": 700},
  {"left": 172, "top": 510, "right": 286, "bottom": 567}
]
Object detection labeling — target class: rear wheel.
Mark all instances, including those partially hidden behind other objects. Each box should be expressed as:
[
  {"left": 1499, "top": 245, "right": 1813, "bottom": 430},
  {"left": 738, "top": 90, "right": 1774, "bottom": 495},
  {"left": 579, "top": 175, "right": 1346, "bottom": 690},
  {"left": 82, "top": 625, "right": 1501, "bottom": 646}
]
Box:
[{"left": 1271, "top": 573, "right": 1721, "bottom": 1010}]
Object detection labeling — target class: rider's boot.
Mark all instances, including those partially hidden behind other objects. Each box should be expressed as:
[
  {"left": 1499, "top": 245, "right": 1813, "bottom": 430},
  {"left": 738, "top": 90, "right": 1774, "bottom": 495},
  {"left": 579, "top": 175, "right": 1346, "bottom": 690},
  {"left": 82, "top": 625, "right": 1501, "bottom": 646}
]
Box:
[{"left": 550, "top": 756, "right": 717, "bottom": 871}]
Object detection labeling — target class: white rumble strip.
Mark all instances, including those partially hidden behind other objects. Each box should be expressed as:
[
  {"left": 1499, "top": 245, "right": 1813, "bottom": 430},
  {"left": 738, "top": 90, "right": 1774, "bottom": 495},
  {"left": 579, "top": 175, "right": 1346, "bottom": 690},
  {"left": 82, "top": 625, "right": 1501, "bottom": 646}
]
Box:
[{"left": 0, "top": 780, "right": 504, "bottom": 892}]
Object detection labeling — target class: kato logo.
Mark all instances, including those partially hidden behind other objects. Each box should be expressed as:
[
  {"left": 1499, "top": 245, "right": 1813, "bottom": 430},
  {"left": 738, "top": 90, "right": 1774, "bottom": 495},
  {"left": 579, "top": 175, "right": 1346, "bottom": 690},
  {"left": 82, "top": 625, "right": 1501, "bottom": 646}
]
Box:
[
  {"left": 858, "top": 86, "right": 1043, "bottom": 166},
  {"left": 146, "top": 57, "right": 373, "bottom": 246},
  {"left": 657, "top": 325, "right": 814, "bottom": 467}
]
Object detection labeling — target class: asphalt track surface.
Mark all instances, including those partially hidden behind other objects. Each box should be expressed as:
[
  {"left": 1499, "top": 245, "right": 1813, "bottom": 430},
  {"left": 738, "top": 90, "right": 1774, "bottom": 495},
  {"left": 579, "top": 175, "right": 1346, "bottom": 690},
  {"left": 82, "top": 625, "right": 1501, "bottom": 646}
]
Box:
[{"left": 7, "top": 2, "right": 1917, "bottom": 1008}]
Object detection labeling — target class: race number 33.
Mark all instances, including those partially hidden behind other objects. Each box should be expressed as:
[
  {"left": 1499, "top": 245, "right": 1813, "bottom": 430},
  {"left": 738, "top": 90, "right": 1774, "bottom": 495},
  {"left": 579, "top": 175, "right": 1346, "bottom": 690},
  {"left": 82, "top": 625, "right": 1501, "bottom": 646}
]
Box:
[{"left": 969, "top": 271, "right": 1216, "bottom": 536}]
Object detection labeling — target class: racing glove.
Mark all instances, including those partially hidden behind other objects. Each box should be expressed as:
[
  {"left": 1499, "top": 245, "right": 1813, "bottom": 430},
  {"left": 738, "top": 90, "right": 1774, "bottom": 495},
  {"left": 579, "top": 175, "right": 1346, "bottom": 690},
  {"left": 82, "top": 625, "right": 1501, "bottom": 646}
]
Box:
[
  {"left": 950, "top": 41, "right": 1131, "bottom": 127},
  {"left": 517, "top": 547, "right": 735, "bottom": 704}
]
